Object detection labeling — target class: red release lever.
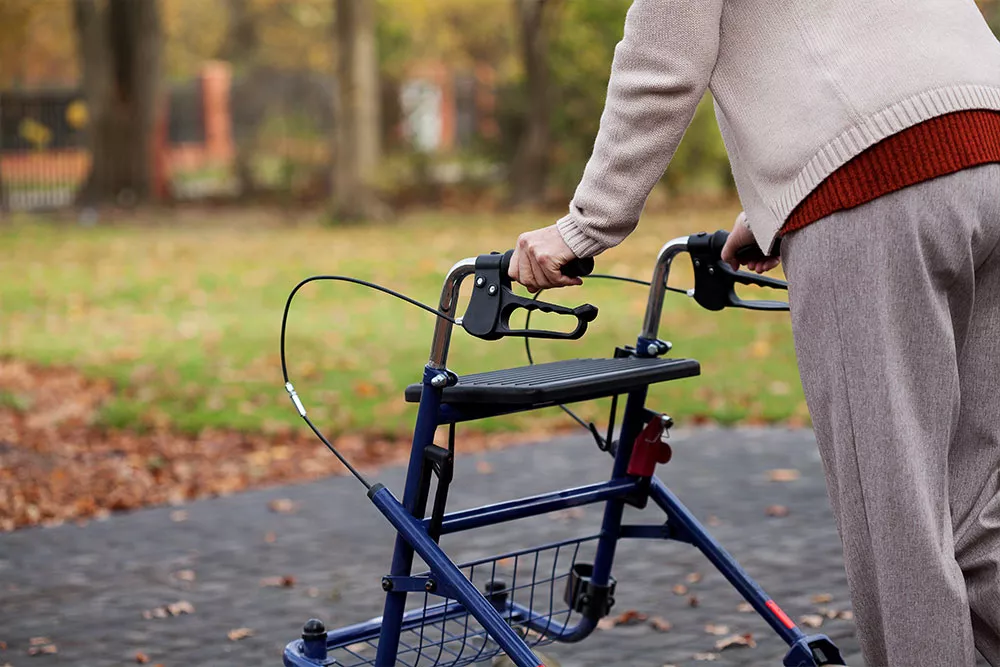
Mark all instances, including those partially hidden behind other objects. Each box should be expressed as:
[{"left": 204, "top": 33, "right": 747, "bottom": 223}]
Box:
[{"left": 626, "top": 415, "right": 673, "bottom": 477}]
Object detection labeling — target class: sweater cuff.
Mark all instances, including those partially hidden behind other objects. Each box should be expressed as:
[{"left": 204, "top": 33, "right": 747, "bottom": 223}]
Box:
[{"left": 556, "top": 213, "right": 606, "bottom": 258}]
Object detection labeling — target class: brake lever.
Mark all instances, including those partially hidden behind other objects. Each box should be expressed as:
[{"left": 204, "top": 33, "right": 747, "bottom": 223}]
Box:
[
  {"left": 461, "top": 250, "right": 598, "bottom": 341},
  {"left": 687, "top": 230, "right": 789, "bottom": 312}
]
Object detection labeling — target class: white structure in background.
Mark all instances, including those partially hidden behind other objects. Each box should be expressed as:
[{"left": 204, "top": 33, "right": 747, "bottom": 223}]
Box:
[{"left": 401, "top": 80, "right": 443, "bottom": 152}]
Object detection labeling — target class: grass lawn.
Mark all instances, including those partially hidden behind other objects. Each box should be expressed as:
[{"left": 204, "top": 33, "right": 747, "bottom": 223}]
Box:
[{"left": 0, "top": 204, "right": 808, "bottom": 438}]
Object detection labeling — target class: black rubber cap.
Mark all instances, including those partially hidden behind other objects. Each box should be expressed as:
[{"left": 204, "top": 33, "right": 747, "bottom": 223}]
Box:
[{"left": 302, "top": 618, "right": 326, "bottom": 640}]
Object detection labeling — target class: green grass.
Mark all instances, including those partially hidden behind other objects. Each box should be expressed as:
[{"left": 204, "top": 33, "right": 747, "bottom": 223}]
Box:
[{"left": 0, "top": 205, "right": 808, "bottom": 436}]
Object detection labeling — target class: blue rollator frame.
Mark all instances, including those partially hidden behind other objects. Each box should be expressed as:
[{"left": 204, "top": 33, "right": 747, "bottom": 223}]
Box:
[{"left": 282, "top": 235, "right": 845, "bottom": 667}]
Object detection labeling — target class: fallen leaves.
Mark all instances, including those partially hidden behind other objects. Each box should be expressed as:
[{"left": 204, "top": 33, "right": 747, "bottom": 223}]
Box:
[
  {"left": 685, "top": 572, "right": 703, "bottom": 584},
  {"left": 799, "top": 614, "right": 824, "bottom": 628},
  {"left": 28, "top": 637, "right": 57, "bottom": 655},
  {"left": 227, "top": 627, "right": 254, "bottom": 641},
  {"left": 692, "top": 652, "right": 719, "bottom": 661},
  {"left": 767, "top": 468, "right": 801, "bottom": 482},
  {"left": 810, "top": 593, "right": 833, "bottom": 604},
  {"left": 704, "top": 623, "right": 729, "bottom": 636},
  {"left": 672, "top": 584, "right": 688, "bottom": 596},
  {"left": 268, "top": 498, "right": 298, "bottom": 514},
  {"left": 549, "top": 507, "right": 585, "bottom": 522},
  {"left": 174, "top": 569, "right": 196, "bottom": 582},
  {"left": 135, "top": 651, "right": 150, "bottom": 664},
  {"left": 765, "top": 504, "right": 790, "bottom": 517},
  {"left": 598, "top": 611, "right": 674, "bottom": 633},
  {"left": 649, "top": 616, "right": 672, "bottom": 632},
  {"left": 142, "top": 600, "right": 195, "bottom": 619},
  {"left": 475, "top": 461, "right": 494, "bottom": 475},
  {"left": 820, "top": 608, "right": 854, "bottom": 621},
  {"left": 715, "top": 633, "right": 756, "bottom": 650},
  {"left": 260, "top": 575, "right": 296, "bottom": 588},
  {"left": 736, "top": 602, "right": 753, "bottom": 613},
  {"left": 0, "top": 360, "right": 433, "bottom": 531},
  {"left": 612, "top": 609, "right": 648, "bottom": 626}
]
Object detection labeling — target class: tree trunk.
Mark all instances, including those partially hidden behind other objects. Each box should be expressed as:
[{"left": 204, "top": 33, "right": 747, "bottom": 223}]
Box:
[
  {"left": 331, "top": 0, "right": 383, "bottom": 222},
  {"left": 74, "top": 0, "right": 162, "bottom": 207},
  {"left": 510, "top": 0, "right": 552, "bottom": 207},
  {"left": 222, "top": 0, "right": 260, "bottom": 199}
]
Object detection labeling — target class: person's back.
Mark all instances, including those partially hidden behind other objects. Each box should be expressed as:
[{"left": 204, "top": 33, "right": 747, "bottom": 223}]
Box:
[
  {"left": 506, "top": 2, "right": 1000, "bottom": 665},
  {"left": 712, "top": 0, "right": 1000, "bottom": 249}
]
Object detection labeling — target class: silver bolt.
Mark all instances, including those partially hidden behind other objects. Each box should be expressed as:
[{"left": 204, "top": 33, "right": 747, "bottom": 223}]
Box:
[
  {"left": 475, "top": 276, "right": 485, "bottom": 288},
  {"left": 430, "top": 373, "right": 449, "bottom": 388},
  {"left": 693, "top": 259, "right": 701, "bottom": 268},
  {"left": 708, "top": 266, "right": 715, "bottom": 275},
  {"left": 487, "top": 284, "right": 498, "bottom": 296},
  {"left": 646, "top": 343, "right": 659, "bottom": 356}
]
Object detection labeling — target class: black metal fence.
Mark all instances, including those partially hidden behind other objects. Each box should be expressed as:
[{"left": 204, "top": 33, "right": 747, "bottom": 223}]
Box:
[{"left": 0, "top": 90, "right": 89, "bottom": 211}]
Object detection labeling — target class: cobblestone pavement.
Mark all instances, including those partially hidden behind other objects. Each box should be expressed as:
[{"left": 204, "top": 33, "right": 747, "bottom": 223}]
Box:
[{"left": 0, "top": 428, "right": 902, "bottom": 667}]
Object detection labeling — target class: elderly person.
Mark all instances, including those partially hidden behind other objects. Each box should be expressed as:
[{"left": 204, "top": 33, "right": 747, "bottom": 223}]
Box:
[{"left": 508, "top": 2, "right": 1000, "bottom": 665}]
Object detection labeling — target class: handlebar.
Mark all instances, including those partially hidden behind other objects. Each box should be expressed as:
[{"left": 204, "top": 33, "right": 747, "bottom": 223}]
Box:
[
  {"left": 428, "top": 251, "right": 597, "bottom": 369},
  {"left": 462, "top": 250, "right": 598, "bottom": 341},
  {"left": 498, "top": 252, "right": 595, "bottom": 281},
  {"left": 428, "top": 233, "right": 787, "bottom": 369}
]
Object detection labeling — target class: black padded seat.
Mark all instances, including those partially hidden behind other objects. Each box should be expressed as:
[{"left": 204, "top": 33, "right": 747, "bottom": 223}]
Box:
[{"left": 405, "top": 357, "right": 700, "bottom": 407}]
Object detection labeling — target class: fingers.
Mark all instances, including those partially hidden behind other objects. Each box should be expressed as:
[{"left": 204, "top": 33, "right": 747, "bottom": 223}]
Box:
[
  {"left": 723, "top": 213, "right": 782, "bottom": 274},
  {"left": 512, "top": 229, "right": 583, "bottom": 291},
  {"left": 516, "top": 236, "right": 540, "bottom": 292},
  {"left": 507, "top": 247, "right": 521, "bottom": 282},
  {"left": 720, "top": 238, "right": 742, "bottom": 271}
]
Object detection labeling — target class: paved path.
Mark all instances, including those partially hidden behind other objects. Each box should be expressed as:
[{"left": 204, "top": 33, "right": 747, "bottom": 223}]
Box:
[{"left": 2, "top": 429, "right": 867, "bottom": 666}]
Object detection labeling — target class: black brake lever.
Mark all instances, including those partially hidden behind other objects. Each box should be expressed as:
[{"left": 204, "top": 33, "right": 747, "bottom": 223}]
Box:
[
  {"left": 687, "top": 230, "right": 789, "bottom": 312},
  {"left": 462, "top": 251, "right": 598, "bottom": 341}
]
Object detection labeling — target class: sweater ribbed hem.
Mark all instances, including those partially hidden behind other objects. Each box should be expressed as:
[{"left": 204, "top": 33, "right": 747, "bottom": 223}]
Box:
[
  {"left": 781, "top": 110, "right": 1000, "bottom": 234},
  {"left": 556, "top": 213, "right": 605, "bottom": 258},
  {"left": 755, "top": 84, "right": 1000, "bottom": 252}
]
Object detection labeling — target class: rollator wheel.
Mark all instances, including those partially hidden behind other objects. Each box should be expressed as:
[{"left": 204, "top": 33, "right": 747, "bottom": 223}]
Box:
[{"left": 492, "top": 650, "right": 561, "bottom": 667}]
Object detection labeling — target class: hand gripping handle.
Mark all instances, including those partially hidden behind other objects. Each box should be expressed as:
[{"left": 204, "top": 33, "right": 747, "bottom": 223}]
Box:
[
  {"left": 687, "top": 230, "right": 789, "bottom": 312},
  {"left": 462, "top": 250, "right": 598, "bottom": 341}
]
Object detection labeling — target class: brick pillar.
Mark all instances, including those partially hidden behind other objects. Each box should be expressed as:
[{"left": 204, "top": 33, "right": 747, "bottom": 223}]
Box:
[
  {"left": 200, "top": 61, "right": 234, "bottom": 163},
  {"left": 151, "top": 94, "right": 170, "bottom": 200},
  {"left": 474, "top": 64, "right": 498, "bottom": 140}
]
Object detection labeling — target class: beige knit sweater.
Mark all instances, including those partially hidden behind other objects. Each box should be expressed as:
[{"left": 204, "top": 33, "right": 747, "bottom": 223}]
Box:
[{"left": 555, "top": 0, "right": 1000, "bottom": 256}]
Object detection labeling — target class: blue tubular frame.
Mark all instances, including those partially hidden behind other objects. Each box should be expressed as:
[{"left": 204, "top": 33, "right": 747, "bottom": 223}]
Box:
[{"left": 282, "top": 241, "right": 844, "bottom": 667}]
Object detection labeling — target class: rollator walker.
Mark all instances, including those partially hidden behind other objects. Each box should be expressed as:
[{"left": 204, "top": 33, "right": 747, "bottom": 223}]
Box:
[{"left": 278, "top": 230, "right": 846, "bottom": 667}]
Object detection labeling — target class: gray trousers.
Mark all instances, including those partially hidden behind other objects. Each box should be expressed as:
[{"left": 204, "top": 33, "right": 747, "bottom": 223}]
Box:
[{"left": 782, "top": 163, "right": 1000, "bottom": 667}]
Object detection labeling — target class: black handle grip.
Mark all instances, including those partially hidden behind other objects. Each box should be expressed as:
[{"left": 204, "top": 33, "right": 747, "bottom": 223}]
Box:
[
  {"left": 464, "top": 251, "right": 599, "bottom": 341},
  {"left": 687, "top": 230, "right": 788, "bottom": 312},
  {"left": 734, "top": 237, "right": 781, "bottom": 264},
  {"left": 561, "top": 257, "right": 595, "bottom": 278},
  {"left": 500, "top": 250, "right": 594, "bottom": 280}
]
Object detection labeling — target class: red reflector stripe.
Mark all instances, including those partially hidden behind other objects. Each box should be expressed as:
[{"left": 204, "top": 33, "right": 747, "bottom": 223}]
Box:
[{"left": 766, "top": 600, "right": 796, "bottom": 629}]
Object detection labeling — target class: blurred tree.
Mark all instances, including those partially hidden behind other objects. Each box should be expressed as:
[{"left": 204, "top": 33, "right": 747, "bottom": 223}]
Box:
[
  {"left": 160, "top": 0, "right": 227, "bottom": 81},
  {"left": 509, "top": 0, "right": 558, "bottom": 207},
  {"left": 377, "top": 0, "right": 515, "bottom": 77},
  {"left": 220, "top": 0, "right": 261, "bottom": 196},
  {"left": 0, "top": 1, "right": 78, "bottom": 88},
  {"left": 73, "top": 0, "right": 162, "bottom": 206},
  {"left": 332, "top": 0, "right": 383, "bottom": 220},
  {"left": 978, "top": 0, "right": 1000, "bottom": 32},
  {"left": 545, "top": 0, "right": 629, "bottom": 192}
]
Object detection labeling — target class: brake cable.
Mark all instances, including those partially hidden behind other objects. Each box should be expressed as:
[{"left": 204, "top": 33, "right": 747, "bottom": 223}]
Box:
[
  {"left": 280, "top": 272, "right": 689, "bottom": 487},
  {"left": 522, "top": 274, "right": 689, "bottom": 442},
  {"left": 280, "top": 275, "right": 459, "bottom": 490}
]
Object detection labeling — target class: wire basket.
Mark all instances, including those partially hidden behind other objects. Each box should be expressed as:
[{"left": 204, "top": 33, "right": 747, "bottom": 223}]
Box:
[{"left": 326, "top": 534, "right": 600, "bottom": 667}]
